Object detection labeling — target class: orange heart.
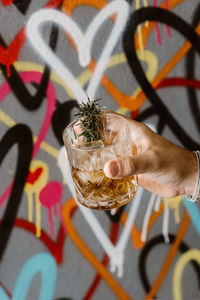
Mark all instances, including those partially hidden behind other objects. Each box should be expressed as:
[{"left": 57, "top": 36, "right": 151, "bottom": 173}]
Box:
[{"left": 62, "top": 198, "right": 133, "bottom": 300}]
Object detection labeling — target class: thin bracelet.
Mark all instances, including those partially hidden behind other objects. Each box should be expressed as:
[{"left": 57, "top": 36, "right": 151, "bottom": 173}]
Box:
[{"left": 186, "top": 150, "right": 200, "bottom": 202}]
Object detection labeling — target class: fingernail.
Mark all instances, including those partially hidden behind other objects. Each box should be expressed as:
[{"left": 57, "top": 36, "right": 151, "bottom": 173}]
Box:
[{"left": 111, "top": 161, "right": 119, "bottom": 176}]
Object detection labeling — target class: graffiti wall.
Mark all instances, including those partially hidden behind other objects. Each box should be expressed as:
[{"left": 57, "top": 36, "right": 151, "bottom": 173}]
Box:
[{"left": 0, "top": 0, "right": 200, "bottom": 299}]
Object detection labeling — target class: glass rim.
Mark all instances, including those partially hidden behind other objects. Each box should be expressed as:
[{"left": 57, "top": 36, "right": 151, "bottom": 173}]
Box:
[{"left": 62, "top": 111, "right": 129, "bottom": 152}]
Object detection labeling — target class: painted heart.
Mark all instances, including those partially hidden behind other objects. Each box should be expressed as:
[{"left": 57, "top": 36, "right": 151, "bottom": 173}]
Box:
[
  {"left": 0, "top": 71, "right": 56, "bottom": 235},
  {"left": 25, "top": 1, "right": 142, "bottom": 275},
  {"left": 139, "top": 233, "right": 200, "bottom": 297},
  {"left": 142, "top": 211, "right": 191, "bottom": 299},
  {"left": 26, "top": 0, "right": 130, "bottom": 103},
  {"left": 62, "top": 198, "right": 132, "bottom": 300},
  {"left": 25, "top": 2, "right": 142, "bottom": 274},
  {"left": 62, "top": 197, "right": 169, "bottom": 299},
  {"left": 27, "top": 167, "right": 43, "bottom": 185},
  {"left": 123, "top": 6, "right": 200, "bottom": 149}
]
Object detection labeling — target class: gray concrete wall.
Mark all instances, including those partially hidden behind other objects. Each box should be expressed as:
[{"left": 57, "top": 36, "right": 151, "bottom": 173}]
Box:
[{"left": 0, "top": 1, "right": 200, "bottom": 299}]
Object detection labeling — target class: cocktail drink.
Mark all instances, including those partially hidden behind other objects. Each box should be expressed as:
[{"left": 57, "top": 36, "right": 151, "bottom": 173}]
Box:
[{"left": 63, "top": 112, "right": 137, "bottom": 210}]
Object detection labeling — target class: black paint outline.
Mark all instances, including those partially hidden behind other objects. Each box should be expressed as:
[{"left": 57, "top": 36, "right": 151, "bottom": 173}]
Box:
[
  {"left": 13, "top": 0, "right": 31, "bottom": 15},
  {"left": 0, "top": 124, "right": 33, "bottom": 261},
  {"left": 138, "top": 234, "right": 200, "bottom": 295},
  {"left": 123, "top": 7, "right": 200, "bottom": 149},
  {"left": 52, "top": 100, "right": 78, "bottom": 145},
  {"left": 185, "top": 4, "right": 200, "bottom": 135}
]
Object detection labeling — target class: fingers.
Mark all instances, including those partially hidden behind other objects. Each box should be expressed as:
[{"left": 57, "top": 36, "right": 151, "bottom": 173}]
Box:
[{"left": 104, "top": 152, "right": 157, "bottom": 179}]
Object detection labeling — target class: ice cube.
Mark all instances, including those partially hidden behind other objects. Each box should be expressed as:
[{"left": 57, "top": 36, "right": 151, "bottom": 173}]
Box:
[
  {"left": 76, "top": 169, "right": 103, "bottom": 185},
  {"left": 90, "top": 150, "right": 104, "bottom": 171},
  {"left": 101, "top": 147, "right": 116, "bottom": 164}
]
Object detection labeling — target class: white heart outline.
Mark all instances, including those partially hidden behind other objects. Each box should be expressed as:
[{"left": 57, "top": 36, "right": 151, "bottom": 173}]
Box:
[
  {"left": 26, "top": 0, "right": 130, "bottom": 102},
  {"left": 27, "top": 0, "right": 144, "bottom": 276}
]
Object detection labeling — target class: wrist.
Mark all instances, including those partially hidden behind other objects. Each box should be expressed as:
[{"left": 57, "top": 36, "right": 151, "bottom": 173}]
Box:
[{"left": 184, "top": 151, "right": 200, "bottom": 199}]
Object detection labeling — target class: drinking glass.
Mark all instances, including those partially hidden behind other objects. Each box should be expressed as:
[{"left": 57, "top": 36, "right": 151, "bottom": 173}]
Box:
[{"left": 63, "top": 112, "right": 137, "bottom": 210}]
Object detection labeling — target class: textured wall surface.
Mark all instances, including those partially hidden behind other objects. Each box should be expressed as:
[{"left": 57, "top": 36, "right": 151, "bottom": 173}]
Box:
[{"left": 0, "top": 0, "right": 200, "bottom": 299}]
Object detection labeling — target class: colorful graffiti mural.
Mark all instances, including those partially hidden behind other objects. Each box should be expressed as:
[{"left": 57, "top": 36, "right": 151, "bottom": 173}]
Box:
[{"left": 0, "top": 0, "right": 200, "bottom": 299}]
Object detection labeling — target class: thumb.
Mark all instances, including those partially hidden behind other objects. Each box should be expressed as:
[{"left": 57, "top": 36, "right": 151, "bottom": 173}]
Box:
[{"left": 104, "top": 152, "right": 155, "bottom": 179}]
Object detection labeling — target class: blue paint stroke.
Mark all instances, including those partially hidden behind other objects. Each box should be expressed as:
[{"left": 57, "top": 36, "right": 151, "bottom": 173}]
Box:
[
  {"left": 184, "top": 196, "right": 200, "bottom": 236},
  {"left": 0, "top": 289, "right": 9, "bottom": 300},
  {"left": 0, "top": 253, "right": 57, "bottom": 300}
]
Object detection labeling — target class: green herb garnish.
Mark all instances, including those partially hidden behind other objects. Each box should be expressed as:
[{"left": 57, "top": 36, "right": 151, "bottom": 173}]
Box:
[{"left": 74, "top": 96, "right": 104, "bottom": 143}]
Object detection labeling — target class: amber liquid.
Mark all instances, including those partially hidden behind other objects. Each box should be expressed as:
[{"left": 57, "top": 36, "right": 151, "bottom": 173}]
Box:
[{"left": 72, "top": 167, "right": 137, "bottom": 210}]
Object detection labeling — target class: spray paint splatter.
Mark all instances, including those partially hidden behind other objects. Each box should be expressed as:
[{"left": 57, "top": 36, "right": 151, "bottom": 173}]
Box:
[
  {"left": 25, "top": 160, "right": 48, "bottom": 237},
  {"left": 39, "top": 181, "right": 66, "bottom": 236}
]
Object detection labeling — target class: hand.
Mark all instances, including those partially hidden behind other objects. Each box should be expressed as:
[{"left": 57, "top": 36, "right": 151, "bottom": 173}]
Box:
[{"left": 104, "top": 117, "right": 198, "bottom": 198}]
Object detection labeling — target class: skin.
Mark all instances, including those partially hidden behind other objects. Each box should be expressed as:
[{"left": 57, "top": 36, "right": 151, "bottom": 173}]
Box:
[{"left": 103, "top": 117, "right": 198, "bottom": 198}]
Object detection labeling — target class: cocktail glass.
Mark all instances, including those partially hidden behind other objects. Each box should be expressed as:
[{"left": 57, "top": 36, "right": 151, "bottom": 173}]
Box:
[{"left": 63, "top": 112, "right": 137, "bottom": 210}]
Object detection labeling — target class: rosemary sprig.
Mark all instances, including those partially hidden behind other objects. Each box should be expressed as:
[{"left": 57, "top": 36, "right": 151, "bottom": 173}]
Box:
[{"left": 74, "top": 96, "right": 105, "bottom": 143}]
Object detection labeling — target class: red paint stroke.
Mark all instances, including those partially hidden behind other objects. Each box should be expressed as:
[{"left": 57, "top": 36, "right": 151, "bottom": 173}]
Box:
[
  {"left": 0, "top": 0, "right": 62, "bottom": 76},
  {"left": 83, "top": 223, "right": 119, "bottom": 300},
  {"left": 0, "top": 204, "right": 77, "bottom": 264},
  {"left": 153, "top": 0, "right": 162, "bottom": 46},
  {"left": 0, "top": 281, "right": 11, "bottom": 298},
  {"left": 46, "top": 0, "right": 63, "bottom": 9},
  {"left": 131, "top": 109, "right": 139, "bottom": 120},
  {"left": 0, "top": 71, "right": 56, "bottom": 208},
  {"left": 157, "top": 77, "right": 200, "bottom": 89},
  {"left": 0, "top": 28, "right": 26, "bottom": 77},
  {"left": 1, "top": 0, "right": 13, "bottom": 6},
  {"left": 27, "top": 167, "right": 43, "bottom": 184},
  {"left": 0, "top": 183, "right": 12, "bottom": 207}
]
